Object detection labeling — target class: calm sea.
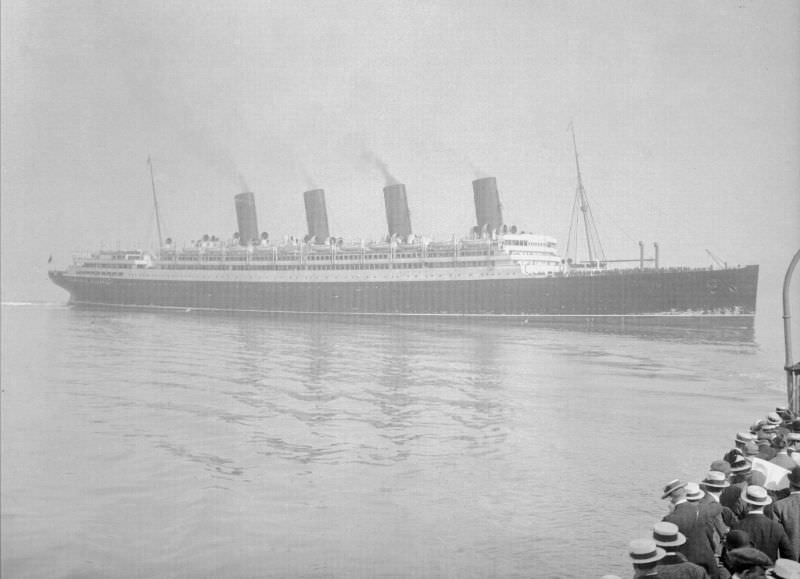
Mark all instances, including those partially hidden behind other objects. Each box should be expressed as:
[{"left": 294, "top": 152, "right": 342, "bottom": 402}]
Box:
[{"left": 0, "top": 303, "right": 790, "bottom": 578}]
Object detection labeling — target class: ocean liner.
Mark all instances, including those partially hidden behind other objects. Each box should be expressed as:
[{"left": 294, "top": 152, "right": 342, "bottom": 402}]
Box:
[{"left": 49, "top": 144, "right": 758, "bottom": 323}]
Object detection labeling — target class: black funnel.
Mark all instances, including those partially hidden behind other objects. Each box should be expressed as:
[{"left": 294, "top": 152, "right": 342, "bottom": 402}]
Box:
[
  {"left": 383, "top": 183, "right": 412, "bottom": 238},
  {"left": 234, "top": 192, "right": 259, "bottom": 246}
]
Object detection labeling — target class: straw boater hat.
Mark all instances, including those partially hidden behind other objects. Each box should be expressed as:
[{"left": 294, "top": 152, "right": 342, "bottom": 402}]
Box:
[
  {"left": 762, "top": 424, "right": 778, "bottom": 434},
  {"left": 628, "top": 538, "right": 666, "bottom": 565},
  {"left": 661, "top": 479, "right": 687, "bottom": 499},
  {"left": 742, "top": 485, "right": 772, "bottom": 507},
  {"left": 702, "top": 471, "right": 730, "bottom": 490},
  {"left": 767, "top": 412, "right": 783, "bottom": 427},
  {"left": 768, "top": 558, "right": 800, "bottom": 579},
  {"left": 685, "top": 482, "right": 705, "bottom": 502},
  {"left": 652, "top": 522, "right": 686, "bottom": 548},
  {"left": 736, "top": 431, "right": 757, "bottom": 444}
]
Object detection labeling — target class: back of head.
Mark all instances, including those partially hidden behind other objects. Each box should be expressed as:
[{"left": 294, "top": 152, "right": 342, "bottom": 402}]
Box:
[{"left": 725, "top": 530, "right": 752, "bottom": 551}]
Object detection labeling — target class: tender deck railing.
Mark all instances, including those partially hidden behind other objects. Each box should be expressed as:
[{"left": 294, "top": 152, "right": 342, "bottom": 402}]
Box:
[{"left": 783, "top": 248, "right": 800, "bottom": 414}]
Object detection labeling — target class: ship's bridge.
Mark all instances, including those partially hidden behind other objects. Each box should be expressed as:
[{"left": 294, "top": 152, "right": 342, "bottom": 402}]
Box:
[{"left": 498, "top": 233, "right": 563, "bottom": 276}]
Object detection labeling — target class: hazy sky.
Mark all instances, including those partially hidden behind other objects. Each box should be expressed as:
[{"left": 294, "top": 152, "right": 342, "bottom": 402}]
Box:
[{"left": 2, "top": 0, "right": 799, "bottom": 303}]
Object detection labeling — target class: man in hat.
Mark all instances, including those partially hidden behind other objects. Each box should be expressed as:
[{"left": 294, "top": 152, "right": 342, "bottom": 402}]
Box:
[
  {"left": 662, "top": 479, "right": 719, "bottom": 578},
  {"left": 770, "top": 466, "right": 800, "bottom": 562},
  {"left": 652, "top": 521, "right": 708, "bottom": 579},
  {"left": 733, "top": 485, "right": 792, "bottom": 561},
  {"left": 767, "top": 412, "right": 785, "bottom": 429},
  {"left": 725, "top": 547, "right": 772, "bottom": 578},
  {"left": 723, "top": 457, "right": 755, "bottom": 520},
  {"left": 689, "top": 482, "right": 723, "bottom": 540},
  {"left": 770, "top": 435, "right": 796, "bottom": 471},
  {"left": 758, "top": 430, "right": 779, "bottom": 461},
  {"left": 770, "top": 412, "right": 792, "bottom": 440},
  {"left": 630, "top": 538, "right": 666, "bottom": 578},
  {"left": 721, "top": 531, "right": 755, "bottom": 578},
  {"left": 702, "top": 471, "right": 738, "bottom": 529},
  {"left": 699, "top": 472, "right": 738, "bottom": 556}
]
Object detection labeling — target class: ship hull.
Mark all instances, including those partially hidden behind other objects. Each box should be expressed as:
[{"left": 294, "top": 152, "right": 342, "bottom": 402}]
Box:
[{"left": 49, "top": 265, "right": 758, "bottom": 324}]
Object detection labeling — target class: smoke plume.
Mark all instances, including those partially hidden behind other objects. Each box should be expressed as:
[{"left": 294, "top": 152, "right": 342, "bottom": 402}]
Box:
[
  {"left": 299, "top": 163, "right": 318, "bottom": 190},
  {"left": 465, "top": 156, "right": 489, "bottom": 180},
  {"left": 362, "top": 150, "right": 399, "bottom": 186}
]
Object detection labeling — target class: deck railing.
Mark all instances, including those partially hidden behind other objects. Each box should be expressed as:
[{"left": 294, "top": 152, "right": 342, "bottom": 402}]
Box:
[{"left": 783, "top": 248, "right": 800, "bottom": 414}]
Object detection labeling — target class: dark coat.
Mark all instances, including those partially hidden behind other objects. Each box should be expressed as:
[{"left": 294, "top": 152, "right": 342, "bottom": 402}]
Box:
[
  {"left": 770, "top": 492, "right": 800, "bottom": 561},
  {"left": 657, "top": 552, "right": 710, "bottom": 579},
  {"left": 697, "top": 497, "right": 729, "bottom": 555},
  {"left": 733, "top": 512, "right": 793, "bottom": 561},
  {"left": 701, "top": 493, "right": 738, "bottom": 529},
  {"left": 720, "top": 480, "right": 748, "bottom": 520},
  {"left": 663, "top": 501, "right": 719, "bottom": 579}
]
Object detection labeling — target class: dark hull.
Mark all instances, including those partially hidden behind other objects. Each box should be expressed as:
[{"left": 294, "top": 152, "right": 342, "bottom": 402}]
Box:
[{"left": 49, "top": 265, "right": 758, "bottom": 324}]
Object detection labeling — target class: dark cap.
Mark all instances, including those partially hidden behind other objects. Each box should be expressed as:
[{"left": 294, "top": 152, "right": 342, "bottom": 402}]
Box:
[
  {"left": 726, "top": 547, "right": 773, "bottom": 572},
  {"left": 789, "top": 466, "right": 800, "bottom": 488}
]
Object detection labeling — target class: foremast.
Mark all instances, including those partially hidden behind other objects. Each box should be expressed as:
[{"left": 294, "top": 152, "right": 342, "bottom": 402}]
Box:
[{"left": 565, "top": 125, "right": 605, "bottom": 267}]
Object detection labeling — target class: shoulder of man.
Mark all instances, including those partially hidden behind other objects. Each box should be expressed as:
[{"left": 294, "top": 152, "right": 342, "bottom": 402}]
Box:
[
  {"left": 656, "top": 560, "right": 708, "bottom": 579},
  {"left": 773, "top": 493, "right": 800, "bottom": 510}
]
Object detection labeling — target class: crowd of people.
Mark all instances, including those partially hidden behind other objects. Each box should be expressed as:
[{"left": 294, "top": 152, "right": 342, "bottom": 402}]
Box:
[{"left": 606, "top": 407, "right": 800, "bottom": 578}]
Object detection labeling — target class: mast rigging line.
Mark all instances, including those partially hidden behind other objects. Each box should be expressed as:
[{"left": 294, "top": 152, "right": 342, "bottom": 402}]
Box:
[{"left": 148, "top": 156, "right": 164, "bottom": 252}]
